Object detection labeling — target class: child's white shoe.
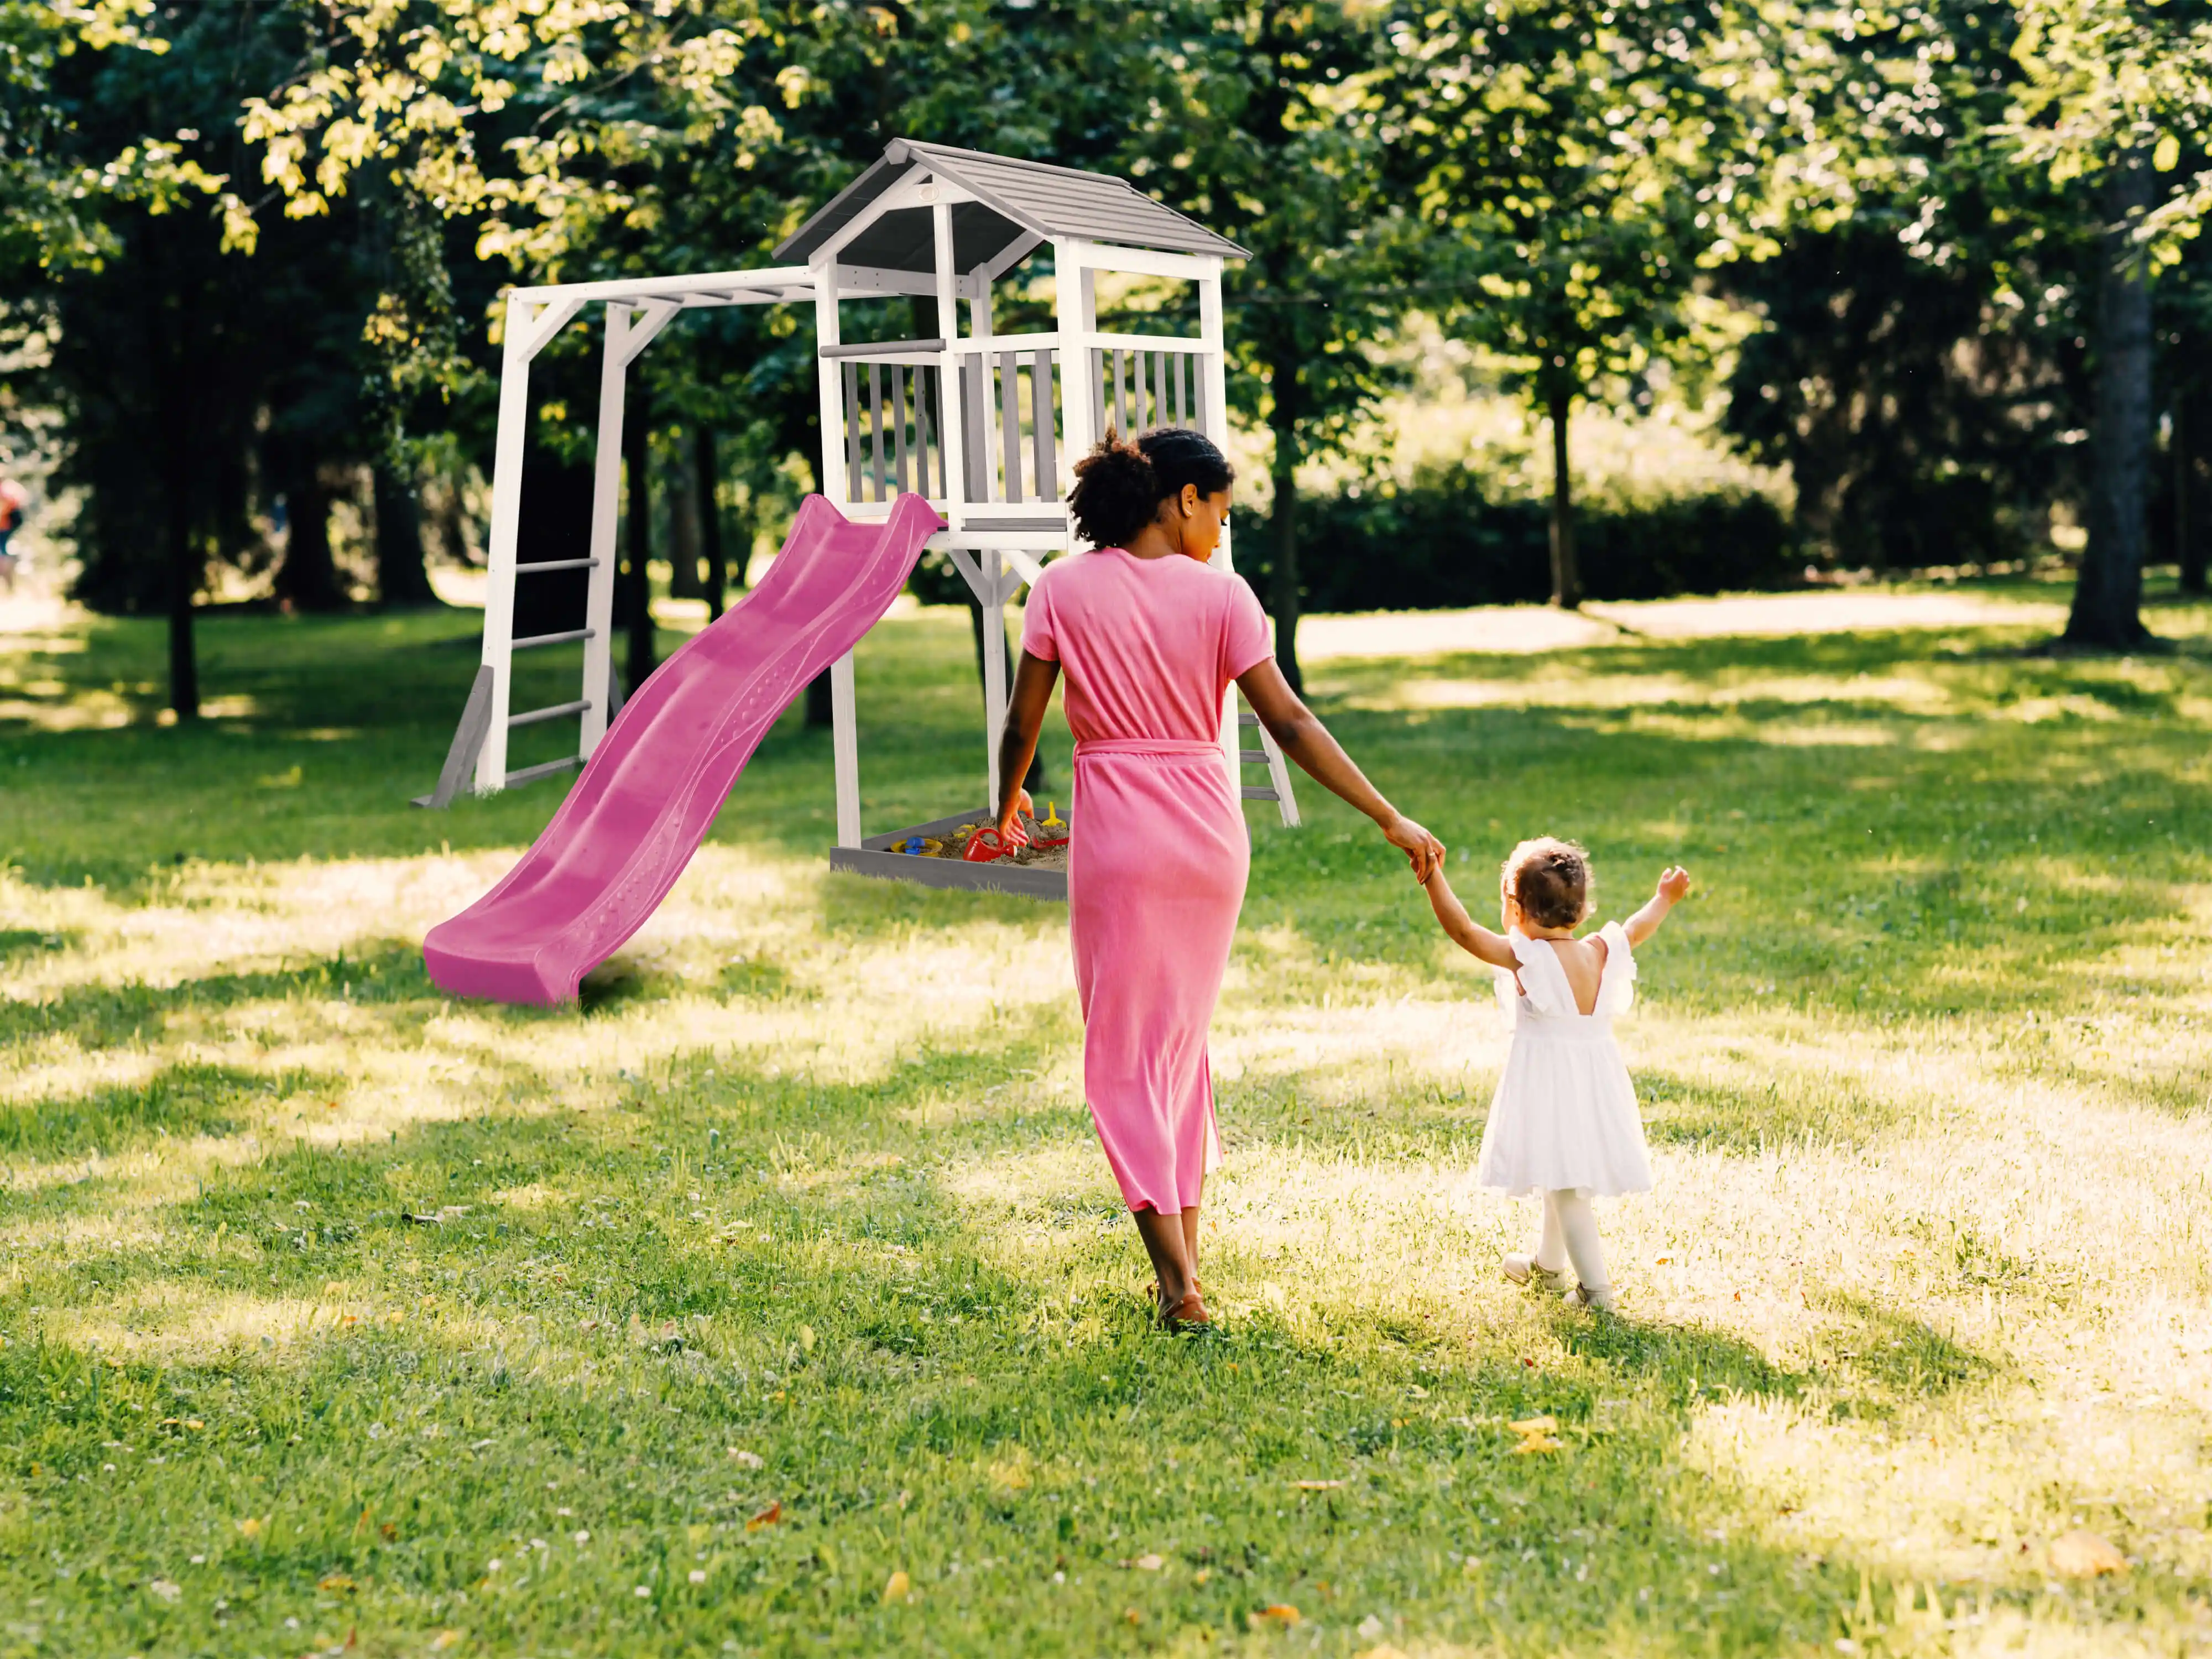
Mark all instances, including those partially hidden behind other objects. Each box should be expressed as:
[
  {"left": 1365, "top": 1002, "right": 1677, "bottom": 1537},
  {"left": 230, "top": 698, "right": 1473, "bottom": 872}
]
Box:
[
  {"left": 1503, "top": 1252, "right": 1570, "bottom": 1290},
  {"left": 1564, "top": 1281, "right": 1618, "bottom": 1313}
]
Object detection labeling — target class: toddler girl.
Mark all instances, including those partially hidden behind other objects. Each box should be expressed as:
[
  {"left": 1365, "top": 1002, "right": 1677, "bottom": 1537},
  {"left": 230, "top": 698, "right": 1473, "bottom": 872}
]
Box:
[{"left": 1421, "top": 838, "right": 1691, "bottom": 1311}]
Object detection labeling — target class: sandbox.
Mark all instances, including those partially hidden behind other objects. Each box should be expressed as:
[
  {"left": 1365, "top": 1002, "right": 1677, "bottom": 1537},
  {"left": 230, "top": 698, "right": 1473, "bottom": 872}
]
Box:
[{"left": 828, "top": 805, "right": 1071, "bottom": 900}]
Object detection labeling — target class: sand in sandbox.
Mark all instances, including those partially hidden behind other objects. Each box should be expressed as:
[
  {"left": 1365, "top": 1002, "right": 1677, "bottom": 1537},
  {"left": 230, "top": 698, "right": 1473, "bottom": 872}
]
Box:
[{"left": 891, "top": 812, "right": 1071, "bottom": 874}]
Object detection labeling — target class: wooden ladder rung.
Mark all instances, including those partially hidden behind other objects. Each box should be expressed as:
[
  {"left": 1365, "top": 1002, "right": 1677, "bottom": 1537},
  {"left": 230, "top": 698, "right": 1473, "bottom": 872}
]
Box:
[
  {"left": 515, "top": 558, "right": 602, "bottom": 575},
  {"left": 512, "top": 628, "right": 595, "bottom": 651},
  {"left": 1240, "top": 785, "right": 1280, "bottom": 802},
  {"left": 505, "top": 754, "right": 584, "bottom": 786},
  {"left": 508, "top": 698, "right": 591, "bottom": 728},
  {"left": 1239, "top": 749, "right": 1270, "bottom": 765}
]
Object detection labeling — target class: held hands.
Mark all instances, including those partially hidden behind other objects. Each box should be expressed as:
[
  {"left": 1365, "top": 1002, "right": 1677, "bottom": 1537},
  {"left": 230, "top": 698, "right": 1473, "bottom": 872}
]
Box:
[
  {"left": 1656, "top": 865, "right": 1692, "bottom": 904},
  {"left": 1381, "top": 812, "right": 1446, "bottom": 883}
]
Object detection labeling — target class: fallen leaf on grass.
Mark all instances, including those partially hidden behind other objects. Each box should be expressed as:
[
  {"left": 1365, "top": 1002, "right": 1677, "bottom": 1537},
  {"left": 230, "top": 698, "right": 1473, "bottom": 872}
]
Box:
[
  {"left": 1124, "top": 1607, "right": 1141, "bottom": 1624},
  {"left": 747, "top": 1501, "right": 782, "bottom": 1531},
  {"left": 318, "top": 1573, "right": 356, "bottom": 1592},
  {"left": 237, "top": 1517, "right": 264, "bottom": 1540},
  {"left": 1248, "top": 1605, "right": 1301, "bottom": 1628},
  {"left": 882, "top": 1570, "right": 910, "bottom": 1604},
  {"left": 148, "top": 1578, "right": 181, "bottom": 1601},
  {"left": 430, "top": 1632, "right": 462, "bottom": 1650},
  {"left": 1507, "top": 1416, "right": 1558, "bottom": 1436},
  {"left": 727, "top": 1448, "right": 764, "bottom": 1469},
  {"left": 1291, "top": 1480, "right": 1343, "bottom": 1491},
  {"left": 2050, "top": 1530, "right": 2127, "bottom": 1578},
  {"left": 1123, "top": 1554, "right": 1164, "bottom": 1571}
]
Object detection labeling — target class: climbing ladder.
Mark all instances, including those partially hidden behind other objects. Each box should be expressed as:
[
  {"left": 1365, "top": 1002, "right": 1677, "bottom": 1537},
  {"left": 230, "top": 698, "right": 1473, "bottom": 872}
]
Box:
[{"left": 1237, "top": 700, "right": 1300, "bottom": 827}]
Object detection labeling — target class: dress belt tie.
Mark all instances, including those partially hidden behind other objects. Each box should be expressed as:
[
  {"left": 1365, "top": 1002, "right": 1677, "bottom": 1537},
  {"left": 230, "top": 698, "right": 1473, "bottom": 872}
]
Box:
[{"left": 1074, "top": 739, "right": 1222, "bottom": 758}]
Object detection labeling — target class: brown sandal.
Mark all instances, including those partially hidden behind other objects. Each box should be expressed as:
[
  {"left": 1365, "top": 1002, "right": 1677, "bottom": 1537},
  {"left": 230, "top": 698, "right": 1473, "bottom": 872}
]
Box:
[{"left": 1160, "top": 1288, "right": 1213, "bottom": 1331}]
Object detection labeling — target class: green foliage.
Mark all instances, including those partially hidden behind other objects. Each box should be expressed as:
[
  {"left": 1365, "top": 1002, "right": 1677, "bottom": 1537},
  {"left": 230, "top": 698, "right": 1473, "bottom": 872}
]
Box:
[{"left": 1378, "top": 0, "right": 1753, "bottom": 419}]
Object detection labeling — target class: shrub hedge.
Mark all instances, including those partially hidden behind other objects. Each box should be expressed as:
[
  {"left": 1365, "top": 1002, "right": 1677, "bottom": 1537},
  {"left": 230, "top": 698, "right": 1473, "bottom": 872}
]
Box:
[
  {"left": 1250, "top": 466, "right": 1802, "bottom": 612},
  {"left": 907, "top": 465, "right": 1802, "bottom": 612}
]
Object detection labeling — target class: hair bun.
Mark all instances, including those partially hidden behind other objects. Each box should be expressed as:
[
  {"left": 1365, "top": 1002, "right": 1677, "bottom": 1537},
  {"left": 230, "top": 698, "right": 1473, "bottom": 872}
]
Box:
[{"left": 1066, "top": 426, "right": 1234, "bottom": 549}]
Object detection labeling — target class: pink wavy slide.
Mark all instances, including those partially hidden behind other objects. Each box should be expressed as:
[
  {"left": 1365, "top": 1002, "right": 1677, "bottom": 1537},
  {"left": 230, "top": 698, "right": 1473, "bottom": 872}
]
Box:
[{"left": 424, "top": 492, "right": 941, "bottom": 1004}]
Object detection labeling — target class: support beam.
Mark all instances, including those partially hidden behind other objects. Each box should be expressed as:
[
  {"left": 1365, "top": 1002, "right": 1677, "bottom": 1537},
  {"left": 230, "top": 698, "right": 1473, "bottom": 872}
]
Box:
[
  {"left": 932, "top": 203, "right": 968, "bottom": 533},
  {"left": 982, "top": 548, "right": 1009, "bottom": 808},
  {"left": 580, "top": 304, "right": 629, "bottom": 757},
  {"left": 831, "top": 651, "right": 860, "bottom": 848},
  {"left": 476, "top": 291, "right": 546, "bottom": 790}
]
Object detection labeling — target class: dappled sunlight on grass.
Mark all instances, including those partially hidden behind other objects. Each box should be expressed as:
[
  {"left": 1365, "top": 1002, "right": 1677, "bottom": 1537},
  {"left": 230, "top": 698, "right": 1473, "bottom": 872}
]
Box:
[{"left": 7, "top": 585, "right": 2212, "bottom": 1653}]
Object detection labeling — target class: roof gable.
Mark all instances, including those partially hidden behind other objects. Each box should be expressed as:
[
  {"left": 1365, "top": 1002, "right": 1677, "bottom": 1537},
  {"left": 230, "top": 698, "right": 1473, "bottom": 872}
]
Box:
[{"left": 774, "top": 139, "right": 1247, "bottom": 272}]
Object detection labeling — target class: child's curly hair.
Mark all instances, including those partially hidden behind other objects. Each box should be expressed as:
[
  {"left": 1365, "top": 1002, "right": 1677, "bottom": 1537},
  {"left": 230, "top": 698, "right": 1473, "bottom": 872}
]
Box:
[{"left": 1501, "top": 837, "right": 1592, "bottom": 931}]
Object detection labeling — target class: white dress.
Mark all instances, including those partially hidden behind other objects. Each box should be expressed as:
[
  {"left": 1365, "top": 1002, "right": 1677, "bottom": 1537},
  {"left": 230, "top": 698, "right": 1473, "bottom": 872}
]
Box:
[{"left": 1474, "top": 923, "right": 1655, "bottom": 1198}]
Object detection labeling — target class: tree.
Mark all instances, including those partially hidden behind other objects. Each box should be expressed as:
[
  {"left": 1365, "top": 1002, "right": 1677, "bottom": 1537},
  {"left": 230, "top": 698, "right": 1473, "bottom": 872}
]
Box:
[
  {"left": 2002, "top": 0, "right": 2212, "bottom": 647},
  {"left": 1126, "top": 2, "right": 1410, "bottom": 690},
  {"left": 1379, "top": 0, "right": 1754, "bottom": 609}
]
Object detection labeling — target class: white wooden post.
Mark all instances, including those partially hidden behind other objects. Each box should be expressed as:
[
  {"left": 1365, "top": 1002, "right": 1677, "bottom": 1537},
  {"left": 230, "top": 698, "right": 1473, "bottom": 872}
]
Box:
[
  {"left": 1052, "top": 241, "right": 1095, "bottom": 499},
  {"left": 933, "top": 205, "right": 967, "bottom": 531},
  {"left": 813, "top": 260, "right": 863, "bottom": 850},
  {"left": 476, "top": 293, "right": 536, "bottom": 791},
  {"left": 580, "top": 305, "right": 627, "bottom": 756},
  {"left": 982, "top": 548, "right": 1008, "bottom": 807},
  {"left": 972, "top": 275, "right": 998, "bottom": 504}
]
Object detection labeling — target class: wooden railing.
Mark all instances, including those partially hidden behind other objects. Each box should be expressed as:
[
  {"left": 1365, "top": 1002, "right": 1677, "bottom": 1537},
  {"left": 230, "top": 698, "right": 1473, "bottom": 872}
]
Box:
[
  {"left": 828, "top": 339, "right": 947, "bottom": 504},
  {"left": 962, "top": 348, "right": 1060, "bottom": 507},
  {"left": 1092, "top": 342, "right": 1210, "bottom": 442},
  {"left": 828, "top": 333, "right": 1210, "bottom": 518}
]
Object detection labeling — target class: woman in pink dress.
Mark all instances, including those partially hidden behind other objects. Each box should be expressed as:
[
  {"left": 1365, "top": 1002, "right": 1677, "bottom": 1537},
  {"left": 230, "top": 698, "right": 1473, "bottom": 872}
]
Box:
[{"left": 993, "top": 429, "right": 1444, "bottom": 1328}]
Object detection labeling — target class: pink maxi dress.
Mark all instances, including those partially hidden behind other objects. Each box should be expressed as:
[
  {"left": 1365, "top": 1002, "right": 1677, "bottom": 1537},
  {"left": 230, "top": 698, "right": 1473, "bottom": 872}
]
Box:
[{"left": 1018, "top": 547, "right": 1274, "bottom": 1214}]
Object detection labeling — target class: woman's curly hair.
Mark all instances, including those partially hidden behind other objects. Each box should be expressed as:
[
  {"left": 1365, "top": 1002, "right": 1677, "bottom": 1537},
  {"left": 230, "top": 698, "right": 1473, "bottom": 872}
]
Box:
[
  {"left": 1067, "top": 426, "right": 1234, "bottom": 549},
  {"left": 1501, "top": 837, "right": 1593, "bottom": 931}
]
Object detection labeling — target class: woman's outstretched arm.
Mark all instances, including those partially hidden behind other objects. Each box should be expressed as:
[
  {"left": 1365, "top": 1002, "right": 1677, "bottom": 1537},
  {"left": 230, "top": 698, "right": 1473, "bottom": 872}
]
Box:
[
  {"left": 1235, "top": 657, "right": 1444, "bottom": 881},
  {"left": 994, "top": 648, "right": 1061, "bottom": 838}
]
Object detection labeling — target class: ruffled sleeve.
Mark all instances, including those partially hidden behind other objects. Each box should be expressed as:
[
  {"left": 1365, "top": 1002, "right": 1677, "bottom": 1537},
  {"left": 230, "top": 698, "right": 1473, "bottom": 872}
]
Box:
[
  {"left": 1504, "top": 931, "right": 1582, "bottom": 1018},
  {"left": 1595, "top": 921, "right": 1638, "bottom": 1016}
]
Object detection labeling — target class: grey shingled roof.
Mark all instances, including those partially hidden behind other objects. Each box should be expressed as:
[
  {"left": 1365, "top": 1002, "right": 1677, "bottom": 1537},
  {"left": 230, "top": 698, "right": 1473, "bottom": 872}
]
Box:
[{"left": 774, "top": 139, "right": 1248, "bottom": 270}]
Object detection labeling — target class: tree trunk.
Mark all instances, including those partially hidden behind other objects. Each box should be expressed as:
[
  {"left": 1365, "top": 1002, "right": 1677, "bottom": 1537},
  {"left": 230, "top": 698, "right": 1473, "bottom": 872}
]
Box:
[
  {"left": 697, "top": 425, "right": 726, "bottom": 620},
  {"left": 667, "top": 428, "right": 705, "bottom": 599},
  {"left": 624, "top": 385, "right": 656, "bottom": 690},
  {"left": 1267, "top": 347, "right": 1303, "bottom": 694},
  {"left": 1548, "top": 385, "right": 1582, "bottom": 609},
  {"left": 165, "top": 437, "right": 199, "bottom": 720},
  {"left": 2065, "top": 153, "right": 2156, "bottom": 648},
  {"left": 373, "top": 463, "right": 439, "bottom": 606},
  {"left": 275, "top": 467, "right": 343, "bottom": 611},
  {"left": 2179, "top": 390, "right": 2208, "bottom": 596}
]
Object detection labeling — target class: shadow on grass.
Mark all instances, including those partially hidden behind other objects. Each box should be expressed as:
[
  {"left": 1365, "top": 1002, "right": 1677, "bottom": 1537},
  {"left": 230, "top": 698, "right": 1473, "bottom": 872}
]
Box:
[
  {"left": 0, "top": 1038, "right": 2161, "bottom": 1656},
  {"left": 0, "top": 1060, "right": 336, "bottom": 1161},
  {"left": 0, "top": 939, "right": 439, "bottom": 1052}
]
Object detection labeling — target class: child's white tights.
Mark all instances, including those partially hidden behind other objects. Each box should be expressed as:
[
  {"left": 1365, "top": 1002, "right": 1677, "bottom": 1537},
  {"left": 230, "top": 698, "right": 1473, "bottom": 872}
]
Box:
[{"left": 1534, "top": 1188, "right": 1610, "bottom": 1296}]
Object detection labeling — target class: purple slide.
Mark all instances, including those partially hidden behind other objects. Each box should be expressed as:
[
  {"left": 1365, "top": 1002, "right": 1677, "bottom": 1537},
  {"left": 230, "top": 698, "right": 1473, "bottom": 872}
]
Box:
[{"left": 424, "top": 492, "right": 941, "bottom": 1005}]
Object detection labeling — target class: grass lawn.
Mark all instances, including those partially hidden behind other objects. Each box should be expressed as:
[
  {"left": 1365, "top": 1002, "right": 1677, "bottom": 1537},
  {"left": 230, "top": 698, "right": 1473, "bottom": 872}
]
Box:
[{"left": 4, "top": 578, "right": 2212, "bottom": 1657}]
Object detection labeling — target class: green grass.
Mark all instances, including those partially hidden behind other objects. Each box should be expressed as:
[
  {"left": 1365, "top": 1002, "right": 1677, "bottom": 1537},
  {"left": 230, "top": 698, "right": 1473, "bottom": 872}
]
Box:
[{"left": 4, "top": 580, "right": 2212, "bottom": 1656}]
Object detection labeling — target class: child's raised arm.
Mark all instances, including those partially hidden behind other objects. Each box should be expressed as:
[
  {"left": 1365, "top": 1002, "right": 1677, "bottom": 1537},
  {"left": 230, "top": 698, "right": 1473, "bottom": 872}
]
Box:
[
  {"left": 1624, "top": 866, "right": 1692, "bottom": 947},
  {"left": 1422, "top": 865, "right": 1519, "bottom": 969}
]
